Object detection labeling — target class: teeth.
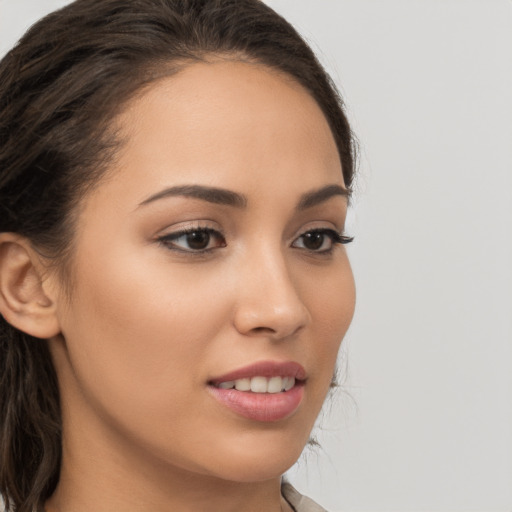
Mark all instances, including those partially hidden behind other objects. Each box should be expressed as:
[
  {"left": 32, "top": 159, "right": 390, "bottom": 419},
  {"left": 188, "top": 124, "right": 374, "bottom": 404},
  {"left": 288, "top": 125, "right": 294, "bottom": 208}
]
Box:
[
  {"left": 218, "top": 380, "right": 235, "bottom": 389},
  {"left": 267, "top": 376, "right": 283, "bottom": 394},
  {"left": 283, "top": 377, "right": 295, "bottom": 392},
  {"left": 234, "top": 378, "right": 251, "bottom": 391},
  {"left": 250, "top": 376, "right": 268, "bottom": 393},
  {"left": 216, "top": 376, "right": 296, "bottom": 393}
]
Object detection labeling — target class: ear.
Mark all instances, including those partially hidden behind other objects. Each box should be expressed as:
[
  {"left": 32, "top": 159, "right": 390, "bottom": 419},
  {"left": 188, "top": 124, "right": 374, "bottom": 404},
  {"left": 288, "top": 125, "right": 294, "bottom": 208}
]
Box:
[{"left": 0, "top": 233, "right": 61, "bottom": 339}]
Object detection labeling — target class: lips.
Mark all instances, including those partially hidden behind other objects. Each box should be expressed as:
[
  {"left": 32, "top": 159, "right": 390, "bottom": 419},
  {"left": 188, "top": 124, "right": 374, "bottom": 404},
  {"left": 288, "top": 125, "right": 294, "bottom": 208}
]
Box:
[
  {"left": 209, "top": 360, "right": 306, "bottom": 384},
  {"left": 208, "top": 361, "right": 306, "bottom": 422}
]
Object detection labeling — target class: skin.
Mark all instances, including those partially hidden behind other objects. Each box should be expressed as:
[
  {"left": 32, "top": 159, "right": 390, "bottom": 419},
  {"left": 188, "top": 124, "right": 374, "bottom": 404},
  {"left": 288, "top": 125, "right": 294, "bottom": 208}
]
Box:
[{"left": 40, "top": 61, "right": 356, "bottom": 512}]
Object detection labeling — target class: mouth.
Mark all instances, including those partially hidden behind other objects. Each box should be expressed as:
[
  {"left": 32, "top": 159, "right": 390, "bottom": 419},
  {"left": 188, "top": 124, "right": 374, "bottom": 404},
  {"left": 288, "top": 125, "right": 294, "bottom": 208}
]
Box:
[
  {"left": 207, "top": 361, "right": 306, "bottom": 422},
  {"left": 213, "top": 375, "right": 297, "bottom": 393}
]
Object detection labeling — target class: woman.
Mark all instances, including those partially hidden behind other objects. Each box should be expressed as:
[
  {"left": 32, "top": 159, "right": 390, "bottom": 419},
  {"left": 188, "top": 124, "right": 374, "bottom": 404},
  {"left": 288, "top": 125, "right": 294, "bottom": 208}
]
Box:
[{"left": 0, "top": 1, "right": 356, "bottom": 511}]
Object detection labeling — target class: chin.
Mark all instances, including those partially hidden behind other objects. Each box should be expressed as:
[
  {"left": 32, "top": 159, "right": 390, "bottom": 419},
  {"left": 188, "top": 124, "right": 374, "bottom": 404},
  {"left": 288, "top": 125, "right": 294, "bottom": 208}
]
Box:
[
  {"left": 207, "top": 456, "right": 298, "bottom": 483},
  {"left": 198, "top": 429, "right": 309, "bottom": 483}
]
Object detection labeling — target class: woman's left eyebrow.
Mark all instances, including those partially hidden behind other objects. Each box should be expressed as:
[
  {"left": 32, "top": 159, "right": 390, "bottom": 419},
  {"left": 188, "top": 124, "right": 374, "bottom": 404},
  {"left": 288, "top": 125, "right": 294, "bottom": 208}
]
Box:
[{"left": 296, "top": 184, "right": 351, "bottom": 210}]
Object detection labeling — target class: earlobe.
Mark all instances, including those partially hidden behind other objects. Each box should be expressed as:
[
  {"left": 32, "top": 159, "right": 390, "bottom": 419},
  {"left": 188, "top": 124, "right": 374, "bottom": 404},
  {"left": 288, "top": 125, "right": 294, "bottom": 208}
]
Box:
[{"left": 0, "top": 233, "right": 61, "bottom": 339}]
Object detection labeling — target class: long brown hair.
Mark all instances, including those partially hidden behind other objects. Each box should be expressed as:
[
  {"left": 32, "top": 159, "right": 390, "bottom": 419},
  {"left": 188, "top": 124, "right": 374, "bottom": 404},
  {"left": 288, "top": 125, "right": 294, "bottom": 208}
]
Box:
[{"left": 0, "top": 1, "right": 356, "bottom": 510}]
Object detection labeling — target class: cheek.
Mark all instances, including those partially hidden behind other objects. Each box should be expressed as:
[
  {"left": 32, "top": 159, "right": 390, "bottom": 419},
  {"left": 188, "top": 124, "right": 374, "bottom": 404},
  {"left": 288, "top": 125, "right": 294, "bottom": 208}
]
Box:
[
  {"left": 300, "top": 254, "right": 355, "bottom": 380},
  {"left": 57, "top": 245, "right": 228, "bottom": 423}
]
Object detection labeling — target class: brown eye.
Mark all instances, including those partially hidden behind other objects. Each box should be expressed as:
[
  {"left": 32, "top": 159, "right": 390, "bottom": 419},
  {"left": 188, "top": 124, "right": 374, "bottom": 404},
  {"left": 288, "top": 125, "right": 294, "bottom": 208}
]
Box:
[
  {"left": 292, "top": 228, "right": 351, "bottom": 253},
  {"left": 185, "top": 230, "right": 211, "bottom": 250},
  {"left": 158, "top": 228, "right": 226, "bottom": 253},
  {"left": 302, "top": 232, "right": 325, "bottom": 251}
]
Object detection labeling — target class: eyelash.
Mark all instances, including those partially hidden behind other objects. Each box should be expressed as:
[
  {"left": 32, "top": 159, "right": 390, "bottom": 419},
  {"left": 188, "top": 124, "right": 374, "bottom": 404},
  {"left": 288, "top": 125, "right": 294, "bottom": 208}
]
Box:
[
  {"left": 293, "top": 229, "right": 354, "bottom": 253},
  {"left": 157, "top": 227, "right": 353, "bottom": 255},
  {"left": 158, "top": 227, "right": 226, "bottom": 253}
]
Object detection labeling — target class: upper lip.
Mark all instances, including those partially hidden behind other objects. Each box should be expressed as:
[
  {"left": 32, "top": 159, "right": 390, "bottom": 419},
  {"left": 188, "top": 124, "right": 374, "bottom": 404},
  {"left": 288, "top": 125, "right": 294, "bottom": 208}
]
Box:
[{"left": 209, "top": 360, "right": 306, "bottom": 385}]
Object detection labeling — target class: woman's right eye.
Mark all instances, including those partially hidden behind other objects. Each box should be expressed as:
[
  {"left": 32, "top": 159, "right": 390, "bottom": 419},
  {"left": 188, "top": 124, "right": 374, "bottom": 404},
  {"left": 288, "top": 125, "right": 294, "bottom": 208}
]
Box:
[{"left": 157, "top": 228, "right": 226, "bottom": 253}]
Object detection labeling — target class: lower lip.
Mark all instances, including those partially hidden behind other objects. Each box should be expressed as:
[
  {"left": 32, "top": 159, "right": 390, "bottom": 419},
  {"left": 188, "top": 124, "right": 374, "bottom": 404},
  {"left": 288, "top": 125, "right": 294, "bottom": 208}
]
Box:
[{"left": 208, "top": 384, "right": 304, "bottom": 422}]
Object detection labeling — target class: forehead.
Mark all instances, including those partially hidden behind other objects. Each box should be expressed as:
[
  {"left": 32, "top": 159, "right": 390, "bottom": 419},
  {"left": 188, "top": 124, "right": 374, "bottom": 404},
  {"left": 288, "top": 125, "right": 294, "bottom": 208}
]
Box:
[{"left": 109, "top": 60, "right": 343, "bottom": 192}]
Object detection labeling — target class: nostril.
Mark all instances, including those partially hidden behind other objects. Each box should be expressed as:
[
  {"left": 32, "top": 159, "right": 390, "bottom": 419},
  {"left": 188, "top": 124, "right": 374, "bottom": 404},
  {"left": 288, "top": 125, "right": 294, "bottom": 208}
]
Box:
[{"left": 251, "top": 326, "right": 276, "bottom": 334}]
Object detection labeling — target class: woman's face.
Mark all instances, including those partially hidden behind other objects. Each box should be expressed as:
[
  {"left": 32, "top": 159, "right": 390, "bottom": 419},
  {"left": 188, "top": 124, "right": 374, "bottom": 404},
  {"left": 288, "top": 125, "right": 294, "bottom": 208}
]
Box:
[{"left": 49, "top": 61, "right": 355, "bottom": 483}]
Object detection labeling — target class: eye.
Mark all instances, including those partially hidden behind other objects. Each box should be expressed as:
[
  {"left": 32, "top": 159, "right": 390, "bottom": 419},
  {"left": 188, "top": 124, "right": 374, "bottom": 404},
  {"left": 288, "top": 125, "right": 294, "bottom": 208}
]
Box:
[
  {"left": 292, "top": 228, "right": 353, "bottom": 253},
  {"left": 157, "top": 227, "right": 226, "bottom": 253}
]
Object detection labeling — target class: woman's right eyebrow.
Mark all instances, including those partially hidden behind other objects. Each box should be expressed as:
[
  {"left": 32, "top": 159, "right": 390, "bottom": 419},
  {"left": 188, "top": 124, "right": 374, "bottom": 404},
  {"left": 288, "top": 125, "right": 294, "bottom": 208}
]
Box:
[{"left": 137, "top": 184, "right": 248, "bottom": 209}]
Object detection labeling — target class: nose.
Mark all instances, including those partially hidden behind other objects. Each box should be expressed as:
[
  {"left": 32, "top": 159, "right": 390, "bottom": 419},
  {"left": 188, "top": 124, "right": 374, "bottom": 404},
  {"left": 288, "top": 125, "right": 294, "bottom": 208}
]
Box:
[{"left": 232, "top": 247, "right": 310, "bottom": 340}]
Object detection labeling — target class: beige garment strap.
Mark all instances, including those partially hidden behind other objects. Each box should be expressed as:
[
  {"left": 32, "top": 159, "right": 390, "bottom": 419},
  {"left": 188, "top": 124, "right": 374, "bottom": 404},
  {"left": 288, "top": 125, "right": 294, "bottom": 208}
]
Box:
[{"left": 281, "top": 482, "right": 328, "bottom": 512}]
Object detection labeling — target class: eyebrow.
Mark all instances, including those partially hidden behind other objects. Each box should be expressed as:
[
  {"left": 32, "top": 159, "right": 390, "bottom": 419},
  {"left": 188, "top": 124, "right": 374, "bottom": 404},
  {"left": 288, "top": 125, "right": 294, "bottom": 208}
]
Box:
[
  {"left": 139, "top": 184, "right": 247, "bottom": 208},
  {"left": 138, "top": 183, "right": 350, "bottom": 210},
  {"left": 297, "top": 184, "right": 351, "bottom": 210}
]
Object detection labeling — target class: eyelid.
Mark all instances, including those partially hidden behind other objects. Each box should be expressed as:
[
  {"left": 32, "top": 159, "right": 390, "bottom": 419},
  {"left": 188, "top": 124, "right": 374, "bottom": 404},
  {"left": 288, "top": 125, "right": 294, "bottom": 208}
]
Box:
[
  {"left": 293, "top": 218, "right": 349, "bottom": 239},
  {"left": 154, "top": 219, "right": 222, "bottom": 239}
]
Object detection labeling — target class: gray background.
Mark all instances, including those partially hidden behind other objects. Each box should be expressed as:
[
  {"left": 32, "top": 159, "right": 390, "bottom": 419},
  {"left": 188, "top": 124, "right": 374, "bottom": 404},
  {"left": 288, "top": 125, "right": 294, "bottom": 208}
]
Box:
[{"left": 1, "top": 1, "right": 511, "bottom": 511}]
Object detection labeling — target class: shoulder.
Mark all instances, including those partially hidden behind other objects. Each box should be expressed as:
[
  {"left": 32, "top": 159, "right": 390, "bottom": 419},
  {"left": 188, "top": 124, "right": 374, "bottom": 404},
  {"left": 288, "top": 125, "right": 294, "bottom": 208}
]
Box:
[{"left": 281, "top": 482, "right": 329, "bottom": 512}]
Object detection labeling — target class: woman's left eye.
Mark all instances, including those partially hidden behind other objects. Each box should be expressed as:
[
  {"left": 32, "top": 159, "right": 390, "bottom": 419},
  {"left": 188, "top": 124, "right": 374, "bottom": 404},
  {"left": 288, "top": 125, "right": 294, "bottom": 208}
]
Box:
[
  {"left": 292, "top": 229, "right": 353, "bottom": 253},
  {"left": 157, "top": 228, "right": 226, "bottom": 253}
]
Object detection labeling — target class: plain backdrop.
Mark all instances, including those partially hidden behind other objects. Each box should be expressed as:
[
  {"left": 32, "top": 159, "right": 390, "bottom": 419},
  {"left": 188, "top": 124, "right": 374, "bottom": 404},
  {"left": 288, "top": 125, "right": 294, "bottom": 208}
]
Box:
[{"left": 1, "top": 1, "right": 511, "bottom": 511}]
